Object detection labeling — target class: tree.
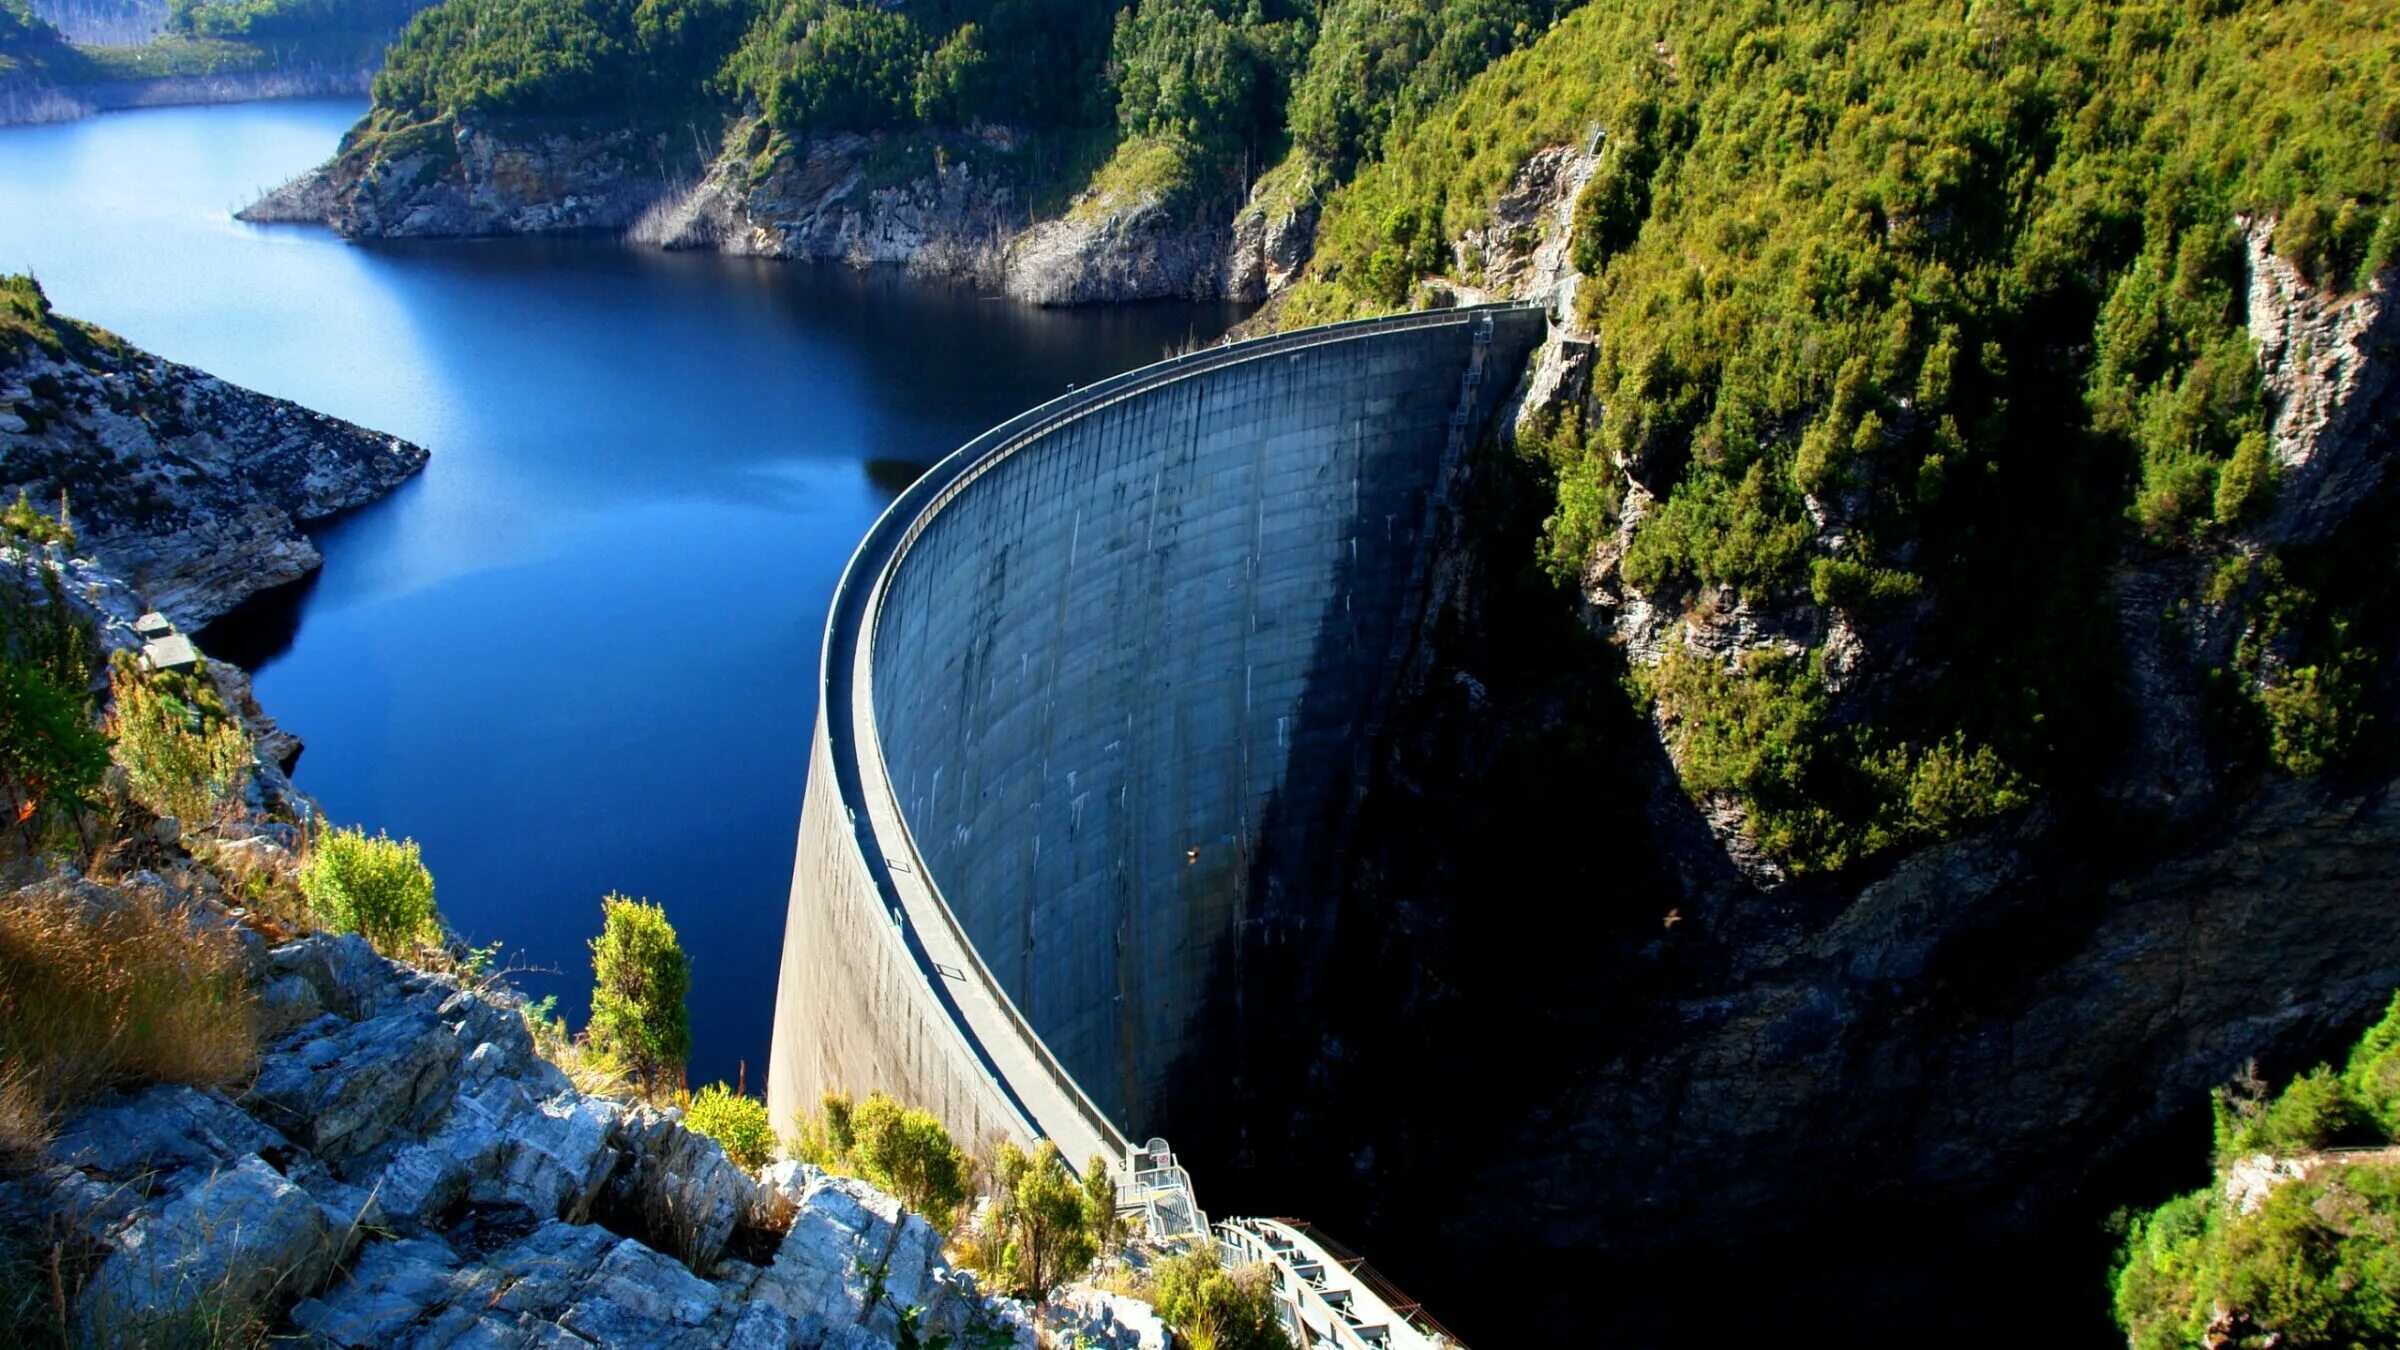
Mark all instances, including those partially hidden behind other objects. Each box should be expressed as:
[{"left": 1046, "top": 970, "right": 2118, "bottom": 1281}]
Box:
[
  {"left": 1151, "top": 1245, "right": 1292, "bottom": 1350},
  {"left": 298, "top": 825, "right": 439, "bottom": 956},
  {"left": 849, "top": 1092, "right": 970, "bottom": 1228},
  {"left": 588, "top": 894, "right": 690, "bottom": 1101},
  {"left": 988, "top": 1140, "right": 1113, "bottom": 1298}
]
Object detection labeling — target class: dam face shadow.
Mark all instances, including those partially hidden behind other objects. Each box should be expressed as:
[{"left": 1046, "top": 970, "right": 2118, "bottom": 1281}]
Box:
[{"left": 769, "top": 305, "right": 1546, "bottom": 1186}]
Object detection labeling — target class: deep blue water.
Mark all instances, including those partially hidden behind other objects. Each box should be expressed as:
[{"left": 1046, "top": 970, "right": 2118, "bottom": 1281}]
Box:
[{"left": 0, "top": 98, "right": 1244, "bottom": 1088}]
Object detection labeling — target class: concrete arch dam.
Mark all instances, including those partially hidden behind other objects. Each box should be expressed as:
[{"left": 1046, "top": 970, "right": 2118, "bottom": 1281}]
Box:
[{"left": 767, "top": 304, "right": 1548, "bottom": 1170}]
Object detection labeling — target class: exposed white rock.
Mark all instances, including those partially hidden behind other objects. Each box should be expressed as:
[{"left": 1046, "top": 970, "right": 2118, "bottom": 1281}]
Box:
[
  {"left": 5, "top": 901, "right": 1048, "bottom": 1348},
  {"left": 2242, "top": 218, "right": 2399, "bottom": 546}
]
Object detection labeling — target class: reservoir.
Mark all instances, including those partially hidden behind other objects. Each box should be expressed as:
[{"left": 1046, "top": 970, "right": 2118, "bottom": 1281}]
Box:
[{"left": 0, "top": 98, "right": 1244, "bottom": 1089}]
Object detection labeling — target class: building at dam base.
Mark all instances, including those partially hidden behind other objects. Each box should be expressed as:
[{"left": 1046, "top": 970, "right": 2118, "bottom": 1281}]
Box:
[{"left": 767, "top": 306, "right": 1547, "bottom": 1174}]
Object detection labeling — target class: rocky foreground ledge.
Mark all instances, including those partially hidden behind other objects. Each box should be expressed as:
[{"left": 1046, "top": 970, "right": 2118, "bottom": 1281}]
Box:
[
  {"left": 1, "top": 279, "right": 426, "bottom": 627},
  {"left": 1, "top": 869, "right": 1046, "bottom": 1348}
]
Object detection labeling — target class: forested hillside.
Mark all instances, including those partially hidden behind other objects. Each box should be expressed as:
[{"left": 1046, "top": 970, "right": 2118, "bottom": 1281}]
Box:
[
  {"left": 1288, "top": 0, "right": 2399, "bottom": 873},
  {"left": 338, "top": 0, "right": 1568, "bottom": 222},
  {"left": 2, "top": 0, "right": 435, "bottom": 116}
]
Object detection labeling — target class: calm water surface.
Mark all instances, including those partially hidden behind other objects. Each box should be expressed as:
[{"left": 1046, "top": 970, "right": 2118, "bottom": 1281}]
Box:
[{"left": 0, "top": 99, "right": 1245, "bottom": 1087}]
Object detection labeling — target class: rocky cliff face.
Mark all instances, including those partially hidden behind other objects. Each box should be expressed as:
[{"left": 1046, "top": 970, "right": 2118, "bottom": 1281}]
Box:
[
  {"left": 0, "top": 318, "right": 426, "bottom": 627},
  {"left": 1184, "top": 168, "right": 2400, "bottom": 1343},
  {"left": 627, "top": 122, "right": 1021, "bottom": 285},
  {"left": 242, "top": 119, "right": 706, "bottom": 238},
  {"left": 269, "top": 117, "right": 1311, "bottom": 307},
  {"left": 0, "top": 883, "right": 1040, "bottom": 1347}
]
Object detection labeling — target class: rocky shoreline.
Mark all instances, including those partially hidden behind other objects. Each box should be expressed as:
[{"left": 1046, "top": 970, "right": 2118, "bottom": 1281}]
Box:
[
  {"left": 244, "top": 117, "right": 1321, "bottom": 307},
  {"left": 0, "top": 63, "right": 375, "bottom": 129},
  {"left": 2, "top": 900, "right": 1041, "bottom": 1347},
  {"left": 0, "top": 289, "right": 427, "bottom": 627}
]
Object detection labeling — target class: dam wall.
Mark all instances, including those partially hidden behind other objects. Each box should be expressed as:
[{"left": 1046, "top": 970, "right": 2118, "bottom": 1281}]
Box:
[{"left": 768, "top": 305, "right": 1546, "bottom": 1159}]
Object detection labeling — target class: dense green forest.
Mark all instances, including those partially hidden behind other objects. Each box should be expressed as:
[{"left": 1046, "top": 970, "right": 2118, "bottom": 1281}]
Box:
[
  {"left": 166, "top": 0, "right": 428, "bottom": 46},
  {"left": 1288, "top": 0, "right": 2400, "bottom": 872},
  {"left": 2113, "top": 991, "right": 2400, "bottom": 1347},
  {"left": 352, "top": 0, "right": 1575, "bottom": 211}
]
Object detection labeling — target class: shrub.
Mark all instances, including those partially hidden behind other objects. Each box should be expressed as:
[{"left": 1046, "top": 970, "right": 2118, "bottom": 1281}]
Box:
[
  {"left": 790, "top": 1091, "right": 969, "bottom": 1229},
  {"left": 2259, "top": 660, "right": 2370, "bottom": 778},
  {"left": 984, "top": 1140, "right": 1113, "bottom": 1298},
  {"left": 0, "top": 880, "right": 255, "bottom": 1167},
  {"left": 587, "top": 894, "right": 690, "bottom": 1102},
  {"left": 0, "top": 657, "right": 108, "bottom": 853},
  {"left": 0, "top": 546, "right": 105, "bottom": 853},
  {"left": 107, "top": 651, "right": 252, "bottom": 829},
  {"left": 791, "top": 1089, "right": 858, "bottom": 1166},
  {"left": 849, "top": 1092, "right": 969, "bottom": 1229},
  {"left": 1150, "top": 1245, "right": 1292, "bottom": 1350},
  {"left": 685, "top": 1084, "right": 776, "bottom": 1171},
  {"left": 2346, "top": 992, "right": 2400, "bottom": 1136},
  {"left": 299, "top": 825, "right": 438, "bottom": 956}
]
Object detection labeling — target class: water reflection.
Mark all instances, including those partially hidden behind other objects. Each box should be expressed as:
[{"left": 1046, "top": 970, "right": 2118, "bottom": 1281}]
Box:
[{"left": 2, "top": 100, "right": 1247, "bottom": 1083}]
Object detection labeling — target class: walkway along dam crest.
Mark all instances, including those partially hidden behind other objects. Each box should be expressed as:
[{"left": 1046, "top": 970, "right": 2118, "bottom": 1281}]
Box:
[{"left": 767, "top": 304, "right": 1548, "bottom": 1191}]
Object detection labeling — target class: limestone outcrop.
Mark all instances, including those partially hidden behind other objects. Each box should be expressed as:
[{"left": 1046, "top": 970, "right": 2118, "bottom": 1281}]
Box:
[
  {"left": 0, "top": 307, "right": 427, "bottom": 627},
  {"left": 626, "top": 122, "right": 1020, "bottom": 285}
]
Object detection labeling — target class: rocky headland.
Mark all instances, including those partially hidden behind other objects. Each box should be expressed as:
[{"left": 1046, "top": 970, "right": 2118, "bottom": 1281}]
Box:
[
  {"left": 245, "top": 118, "right": 1321, "bottom": 307},
  {"left": 0, "top": 278, "right": 426, "bottom": 626}
]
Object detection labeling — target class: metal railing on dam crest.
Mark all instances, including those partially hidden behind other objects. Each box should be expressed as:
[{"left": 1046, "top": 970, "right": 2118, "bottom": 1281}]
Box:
[{"left": 767, "top": 301, "right": 1547, "bottom": 1340}]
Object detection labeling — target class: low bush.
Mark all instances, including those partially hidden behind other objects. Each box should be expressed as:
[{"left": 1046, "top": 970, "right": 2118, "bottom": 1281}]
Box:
[
  {"left": 685, "top": 1083, "right": 776, "bottom": 1171},
  {"left": 791, "top": 1090, "right": 969, "bottom": 1229},
  {"left": 108, "top": 651, "right": 252, "bottom": 830},
  {"left": 298, "top": 825, "right": 437, "bottom": 957},
  {"left": 1150, "top": 1244, "right": 1291, "bottom": 1350}
]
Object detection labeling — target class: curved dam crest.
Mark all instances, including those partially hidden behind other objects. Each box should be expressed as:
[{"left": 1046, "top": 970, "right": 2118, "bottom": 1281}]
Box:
[{"left": 768, "top": 306, "right": 1547, "bottom": 1171}]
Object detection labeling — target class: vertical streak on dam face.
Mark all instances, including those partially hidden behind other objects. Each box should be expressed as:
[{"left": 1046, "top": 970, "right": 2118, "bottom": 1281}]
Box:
[{"left": 769, "top": 309, "right": 1547, "bottom": 1149}]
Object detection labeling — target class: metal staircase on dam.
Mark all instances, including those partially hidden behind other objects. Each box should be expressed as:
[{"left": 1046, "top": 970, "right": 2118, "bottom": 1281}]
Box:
[
  {"left": 1112, "top": 1145, "right": 1464, "bottom": 1349},
  {"left": 1217, "top": 1217, "right": 1464, "bottom": 1350}
]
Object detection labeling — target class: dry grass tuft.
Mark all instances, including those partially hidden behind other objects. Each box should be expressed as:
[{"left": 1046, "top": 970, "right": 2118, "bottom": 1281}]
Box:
[{"left": 0, "top": 881, "right": 256, "bottom": 1166}]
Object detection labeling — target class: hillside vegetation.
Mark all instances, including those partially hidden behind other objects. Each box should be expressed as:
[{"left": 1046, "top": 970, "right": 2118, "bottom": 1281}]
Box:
[
  {"left": 2113, "top": 991, "right": 2400, "bottom": 1348},
  {"left": 2, "top": 0, "right": 432, "bottom": 102},
  {"left": 1287, "top": 0, "right": 2400, "bottom": 871},
  {"left": 345, "top": 0, "right": 1573, "bottom": 217}
]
